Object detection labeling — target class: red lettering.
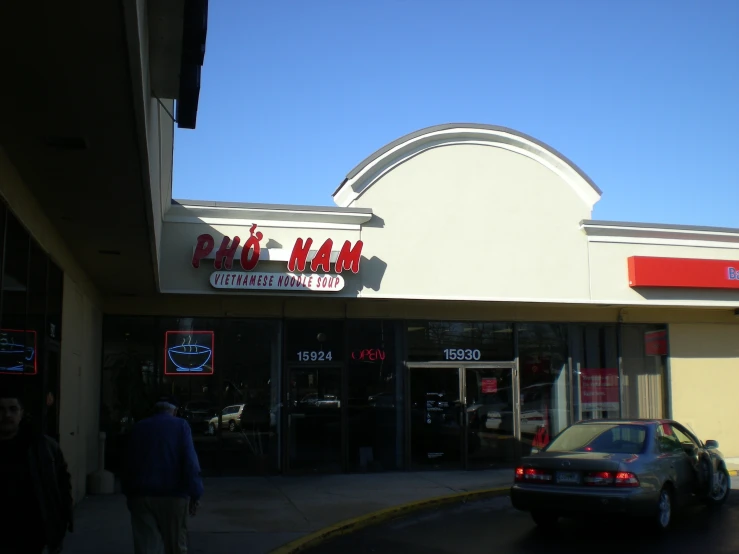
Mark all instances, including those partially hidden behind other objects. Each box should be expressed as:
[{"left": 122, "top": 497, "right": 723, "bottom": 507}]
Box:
[
  {"left": 192, "top": 234, "right": 215, "bottom": 268},
  {"left": 277, "top": 276, "right": 284, "bottom": 286},
  {"left": 240, "top": 224, "right": 264, "bottom": 271},
  {"left": 351, "top": 349, "right": 386, "bottom": 361},
  {"left": 236, "top": 274, "right": 243, "bottom": 286},
  {"left": 308, "top": 276, "right": 314, "bottom": 288},
  {"left": 269, "top": 275, "right": 274, "bottom": 287},
  {"left": 290, "top": 276, "right": 297, "bottom": 287},
  {"left": 214, "top": 236, "right": 240, "bottom": 270},
  {"left": 288, "top": 238, "right": 313, "bottom": 272},
  {"left": 225, "top": 274, "right": 231, "bottom": 286},
  {"left": 249, "top": 275, "right": 257, "bottom": 285},
  {"left": 311, "top": 239, "right": 333, "bottom": 272},
  {"left": 257, "top": 275, "right": 263, "bottom": 286},
  {"left": 335, "top": 240, "right": 363, "bottom": 274}
]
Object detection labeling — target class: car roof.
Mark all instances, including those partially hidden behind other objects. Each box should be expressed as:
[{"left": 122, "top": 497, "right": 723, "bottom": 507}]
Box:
[{"left": 574, "top": 418, "right": 675, "bottom": 425}]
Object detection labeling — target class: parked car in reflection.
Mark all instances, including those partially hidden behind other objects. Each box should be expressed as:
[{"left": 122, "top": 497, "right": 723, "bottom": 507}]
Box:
[
  {"left": 207, "top": 404, "right": 245, "bottom": 434},
  {"left": 298, "top": 393, "right": 340, "bottom": 409},
  {"left": 511, "top": 418, "right": 731, "bottom": 530},
  {"left": 179, "top": 401, "right": 218, "bottom": 433}
]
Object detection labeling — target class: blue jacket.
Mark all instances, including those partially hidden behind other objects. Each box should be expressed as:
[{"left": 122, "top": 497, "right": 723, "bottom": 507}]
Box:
[{"left": 122, "top": 413, "right": 204, "bottom": 501}]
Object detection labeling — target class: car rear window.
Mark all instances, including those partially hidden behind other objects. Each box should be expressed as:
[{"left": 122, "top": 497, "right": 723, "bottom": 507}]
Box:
[{"left": 545, "top": 423, "right": 647, "bottom": 454}]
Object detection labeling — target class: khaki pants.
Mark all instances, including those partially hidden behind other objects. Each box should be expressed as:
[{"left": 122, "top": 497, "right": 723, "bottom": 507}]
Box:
[{"left": 128, "top": 496, "right": 190, "bottom": 554}]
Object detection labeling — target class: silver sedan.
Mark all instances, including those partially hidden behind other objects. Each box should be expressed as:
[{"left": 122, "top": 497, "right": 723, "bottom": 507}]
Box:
[{"left": 510, "top": 419, "right": 731, "bottom": 530}]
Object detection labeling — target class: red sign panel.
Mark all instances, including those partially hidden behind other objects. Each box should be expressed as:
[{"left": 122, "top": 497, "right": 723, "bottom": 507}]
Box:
[
  {"left": 164, "top": 331, "right": 215, "bottom": 376},
  {"left": 481, "top": 377, "right": 498, "bottom": 394},
  {"left": 644, "top": 330, "right": 668, "bottom": 356},
  {"left": 628, "top": 256, "right": 739, "bottom": 289},
  {"left": 580, "top": 368, "right": 619, "bottom": 412}
]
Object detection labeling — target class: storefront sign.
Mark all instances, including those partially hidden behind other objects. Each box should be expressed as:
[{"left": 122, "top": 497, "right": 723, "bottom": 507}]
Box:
[
  {"left": 210, "top": 271, "right": 344, "bottom": 291},
  {"left": 191, "top": 225, "right": 363, "bottom": 276},
  {"left": 164, "top": 331, "right": 214, "bottom": 375},
  {"left": 579, "top": 368, "right": 619, "bottom": 412},
  {"left": 628, "top": 256, "right": 739, "bottom": 289},
  {"left": 644, "top": 330, "right": 668, "bottom": 356},
  {"left": 481, "top": 377, "right": 498, "bottom": 394},
  {"left": 0, "top": 329, "right": 37, "bottom": 375},
  {"left": 351, "top": 349, "right": 386, "bottom": 361}
]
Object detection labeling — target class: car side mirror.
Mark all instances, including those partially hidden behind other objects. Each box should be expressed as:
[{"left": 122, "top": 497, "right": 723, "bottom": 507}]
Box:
[{"left": 705, "top": 440, "right": 719, "bottom": 449}]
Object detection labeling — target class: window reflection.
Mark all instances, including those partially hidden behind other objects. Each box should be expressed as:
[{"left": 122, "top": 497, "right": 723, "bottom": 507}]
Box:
[
  {"left": 347, "top": 320, "right": 399, "bottom": 472},
  {"left": 571, "top": 324, "right": 619, "bottom": 421},
  {"left": 621, "top": 324, "right": 667, "bottom": 419},
  {"left": 407, "top": 321, "right": 513, "bottom": 362},
  {"left": 517, "top": 323, "right": 569, "bottom": 455}
]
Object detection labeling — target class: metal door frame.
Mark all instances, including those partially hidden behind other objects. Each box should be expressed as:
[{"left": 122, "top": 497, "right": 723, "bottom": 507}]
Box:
[{"left": 405, "top": 362, "right": 519, "bottom": 470}]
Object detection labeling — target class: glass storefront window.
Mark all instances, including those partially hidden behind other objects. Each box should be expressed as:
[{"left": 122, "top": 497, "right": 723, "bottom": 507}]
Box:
[
  {"left": 218, "top": 320, "right": 281, "bottom": 474},
  {"left": 571, "top": 324, "right": 619, "bottom": 421},
  {"left": 407, "top": 321, "right": 514, "bottom": 362},
  {"left": 286, "top": 319, "right": 345, "bottom": 363},
  {"left": 517, "top": 323, "right": 570, "bottom": 454},
  {"left": 100, "top": 317, "right": 159, "bottom": 473},
  {"left": 346, "top": 320, "right": 400, "bottom": 472},
  {"left": 621, "top": 324, "right": 668, "bottom": 419},
  {"left": 161, "top": 317, "right": 219, "bottom": 472}
]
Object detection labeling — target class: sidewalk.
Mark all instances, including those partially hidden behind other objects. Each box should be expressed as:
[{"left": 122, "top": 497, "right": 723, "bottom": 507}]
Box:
[{"left": 63, "top": 469, "right": 514, "bottom": 554}]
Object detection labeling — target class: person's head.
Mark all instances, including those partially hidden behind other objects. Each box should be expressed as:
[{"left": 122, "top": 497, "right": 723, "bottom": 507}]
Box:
[
  {"left": 154, "top": 395, "right": 179, "bottom": 416},
  {"left": 0, "top": 394, "right": 24, "bottom": 439}
]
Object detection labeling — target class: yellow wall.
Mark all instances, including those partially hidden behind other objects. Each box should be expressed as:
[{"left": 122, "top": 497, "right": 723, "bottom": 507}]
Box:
[
  {"left": 0, "top": 147, "right": 103, "bottom": 502},
  {"left": 669, "top": 323, "right": 739, "bottom": 457}
]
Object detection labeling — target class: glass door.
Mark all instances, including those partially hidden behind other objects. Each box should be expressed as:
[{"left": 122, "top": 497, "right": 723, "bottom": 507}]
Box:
[
  {"left": 409, "top": 367, "right": 464, "bottom": 469},
  {"left": 287, "top": 366, "right": 343, "bottom": 472},
  {"left": 464, "top": 367, "right": 516, "bottom": 468}
]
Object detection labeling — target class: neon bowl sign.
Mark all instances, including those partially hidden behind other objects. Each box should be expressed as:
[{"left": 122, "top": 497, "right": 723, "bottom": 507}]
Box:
[{"left": 168, "top": 343, "right": 212, "bottom": 372}]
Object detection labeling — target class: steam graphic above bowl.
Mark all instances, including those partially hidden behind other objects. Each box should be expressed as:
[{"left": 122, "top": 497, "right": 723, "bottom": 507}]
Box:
[
  {"left": 0, "top": 332, "right": 35, "bottom": 372},
  {"left": 167, "top": 335, "right": 212, "bottom": 372}
]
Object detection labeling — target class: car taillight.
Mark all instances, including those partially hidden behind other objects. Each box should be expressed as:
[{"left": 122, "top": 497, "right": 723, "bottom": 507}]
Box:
[
  {"left": 515, "top": 467, "right": 553, "bottom": 483},
  {"left": 584, "top": 471, "right": 639, "bottom": 487}
]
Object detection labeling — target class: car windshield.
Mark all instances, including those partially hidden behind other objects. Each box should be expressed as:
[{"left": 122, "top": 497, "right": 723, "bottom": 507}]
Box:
[{"left": 545, "top": 423, "right": 648, "bottom": 454}]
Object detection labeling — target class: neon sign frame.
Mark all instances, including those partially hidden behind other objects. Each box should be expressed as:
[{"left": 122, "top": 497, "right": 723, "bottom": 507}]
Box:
[
  {"left": 0, "top": 328, "right": 37, "bottom": 376},
  {"left": 164, "top": 330, "right": 215, "bottom": 376}
]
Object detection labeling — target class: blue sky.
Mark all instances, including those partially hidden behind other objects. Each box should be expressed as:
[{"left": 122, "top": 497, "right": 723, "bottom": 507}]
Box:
[{"left": 173, "top": 0, "right": 739, "bottom": 228}]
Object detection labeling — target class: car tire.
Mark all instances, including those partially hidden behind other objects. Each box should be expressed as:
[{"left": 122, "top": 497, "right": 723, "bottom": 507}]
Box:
[
  {"left": 531, "top": 511, "right": 559, "bottom": 529},
  {"left": 704, "top": 467, "right": 731, "bottom": 508},
  {"left": 654, "top": 486, "right": 673, "bottom": 531},
  {"left": 229, "top": 420, "right": 236, "bottom": 432}
]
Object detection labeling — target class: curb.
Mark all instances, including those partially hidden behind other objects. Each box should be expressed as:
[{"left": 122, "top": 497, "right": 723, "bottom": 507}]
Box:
[{"left": 269, "top": 486, "right": 510, "bottom": 554}]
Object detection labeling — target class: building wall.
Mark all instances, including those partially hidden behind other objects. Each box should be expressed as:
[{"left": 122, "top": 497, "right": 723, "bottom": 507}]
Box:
[
  {"left": 588, "top": 240, "right": 739, "bottom": 307},
  {"left": 669, "top": 323, "right": 739, "bottom": 457},
  {"left": 350, "top": 144, "right": 593, "bottom": 302},
  {"left": 0, "top": 147, "right": 103, "bottom": 502}
]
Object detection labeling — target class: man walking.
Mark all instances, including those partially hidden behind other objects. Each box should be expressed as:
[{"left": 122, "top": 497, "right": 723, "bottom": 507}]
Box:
[
  {"left": 0, "top": 391, "right": 74, "bottom": 554},
  {"left": 123, "top": 396, "right": 204, "bottom": 554}
]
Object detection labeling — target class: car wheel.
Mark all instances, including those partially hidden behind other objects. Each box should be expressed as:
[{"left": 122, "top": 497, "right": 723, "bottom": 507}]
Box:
[
  {"left": 705, "top": 467, "right": 731, "bottom": 507},
  {"left": 229, "top": 420, "right": 236, "bottom": 432},
  {"left": 655, "top": 486, "right": 673, "bottom": 530},
  {"left": 531, "top": 511, "right": 559, "bottom": 528}
]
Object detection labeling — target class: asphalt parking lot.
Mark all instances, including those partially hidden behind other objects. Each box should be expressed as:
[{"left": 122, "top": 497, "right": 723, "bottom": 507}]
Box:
[{"left": 310, "top": 478, "right": 739, "bottom": 554}]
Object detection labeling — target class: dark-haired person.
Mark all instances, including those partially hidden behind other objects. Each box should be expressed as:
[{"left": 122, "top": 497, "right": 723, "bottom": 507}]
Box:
[
  {"left": 0, "top": 393, "right": 74, "bottom": 554},
  {"left": 122, "top": 395, "right": 204, "bottom": 554}
]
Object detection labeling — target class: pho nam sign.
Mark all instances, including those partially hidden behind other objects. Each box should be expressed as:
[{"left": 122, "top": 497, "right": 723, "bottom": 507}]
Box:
[{"left": 191, "top": 225, "right": 362, "bottom": 292}]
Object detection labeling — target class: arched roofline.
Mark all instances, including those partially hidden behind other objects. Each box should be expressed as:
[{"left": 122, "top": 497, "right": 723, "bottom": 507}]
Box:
[{"left": 332, "top": 123, "right": 602, "bottom": 208}]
